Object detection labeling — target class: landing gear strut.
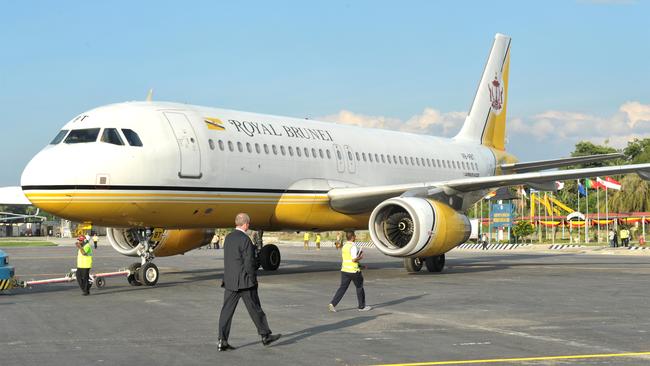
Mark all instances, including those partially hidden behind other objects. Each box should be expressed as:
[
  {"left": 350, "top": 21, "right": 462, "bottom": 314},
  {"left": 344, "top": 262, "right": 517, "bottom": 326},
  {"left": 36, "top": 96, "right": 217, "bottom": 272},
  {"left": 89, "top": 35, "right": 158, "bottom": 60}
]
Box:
[
  {"left": 127, "top": 228, "right": 160, "bottom": 286},
  {"left": 403, "top": 254, "right": 445, "bottom": 273},
  {"left": 253, "top": 230, "right": 281, "bottom": 271}
]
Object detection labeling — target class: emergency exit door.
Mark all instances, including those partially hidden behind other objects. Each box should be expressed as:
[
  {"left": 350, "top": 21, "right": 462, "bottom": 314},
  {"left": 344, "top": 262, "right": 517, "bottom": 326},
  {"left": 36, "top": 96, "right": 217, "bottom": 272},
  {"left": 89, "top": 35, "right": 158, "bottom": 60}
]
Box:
[
  {"left": 332, "top": 144, "right": 345, "bottom": 173},
  {"left": 163, "top": 112, "right": 202, "bottom": 179}
]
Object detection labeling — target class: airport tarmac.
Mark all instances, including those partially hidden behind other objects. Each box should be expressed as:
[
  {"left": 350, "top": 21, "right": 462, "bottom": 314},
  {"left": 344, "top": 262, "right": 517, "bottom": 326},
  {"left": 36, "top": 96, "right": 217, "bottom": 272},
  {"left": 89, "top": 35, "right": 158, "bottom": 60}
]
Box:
[{"left": 2, "top": 245, "right": 650, "bottom": 366}]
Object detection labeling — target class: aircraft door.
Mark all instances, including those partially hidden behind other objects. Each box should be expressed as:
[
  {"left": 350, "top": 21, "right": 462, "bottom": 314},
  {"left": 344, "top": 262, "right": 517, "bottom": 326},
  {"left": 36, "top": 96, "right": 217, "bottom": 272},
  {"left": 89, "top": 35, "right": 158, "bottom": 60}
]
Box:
[
  {"left": 332, "top": 144, "right": 345, "bottom": 173},
  {"left": 163, "top": 112, "right": 202, "bottom": 179},
  {"left": 343, "top": 145, "right": 356, "bottom": 173}
]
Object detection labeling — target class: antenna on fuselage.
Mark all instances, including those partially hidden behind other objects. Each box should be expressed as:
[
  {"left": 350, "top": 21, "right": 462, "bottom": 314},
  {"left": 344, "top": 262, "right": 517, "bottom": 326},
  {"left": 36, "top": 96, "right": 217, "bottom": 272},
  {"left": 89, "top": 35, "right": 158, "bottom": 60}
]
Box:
[{"left": 146, "top": 89, "right": 154, "bottom": 102}]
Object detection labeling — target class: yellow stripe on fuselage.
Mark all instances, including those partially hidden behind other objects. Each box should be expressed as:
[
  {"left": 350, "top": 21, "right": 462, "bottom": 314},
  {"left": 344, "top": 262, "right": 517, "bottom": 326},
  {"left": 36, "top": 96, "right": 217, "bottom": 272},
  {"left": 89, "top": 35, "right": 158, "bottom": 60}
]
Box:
[{"left": 24, "top": 191, "right": 368, "bottom": 230}]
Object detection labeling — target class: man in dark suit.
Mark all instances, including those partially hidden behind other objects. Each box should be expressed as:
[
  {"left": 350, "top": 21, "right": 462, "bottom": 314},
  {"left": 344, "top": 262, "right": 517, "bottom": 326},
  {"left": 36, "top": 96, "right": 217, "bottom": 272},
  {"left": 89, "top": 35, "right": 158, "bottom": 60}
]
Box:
[{"left": 217, "top": 213, "right": 281, "bottom": 351}]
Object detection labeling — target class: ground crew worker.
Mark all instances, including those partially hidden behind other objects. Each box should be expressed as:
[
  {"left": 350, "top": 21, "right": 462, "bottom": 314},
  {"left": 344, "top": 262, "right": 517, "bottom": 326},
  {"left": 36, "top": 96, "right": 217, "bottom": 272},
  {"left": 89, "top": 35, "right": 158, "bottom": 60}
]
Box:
[
  {"left": 328, "top": 231, "right": 372, "bottom": 312},
  {"left": 303, "top": 232, "right": 310, "bottom": 250},
  {"left": 620, "top": 227, "right": 630, "bottom": 247},
  {"left": 92, "top": 233, "right": 99, "bottom": 249},
  {"left": 75, "top": 235, "right": 93, "bottom": 296},
  {"left": 315, "top": 233, "right": 321, "bottom": 250}
]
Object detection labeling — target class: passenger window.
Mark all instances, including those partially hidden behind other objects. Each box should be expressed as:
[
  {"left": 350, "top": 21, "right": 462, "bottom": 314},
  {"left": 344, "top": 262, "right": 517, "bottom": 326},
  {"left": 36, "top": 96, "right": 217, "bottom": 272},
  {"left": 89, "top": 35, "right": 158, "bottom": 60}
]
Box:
[
  {"left": 64, "top": 128, "right": 100, "bottom": 144},
  {"left": 122, "top": 129, "right": 143, "bottom": 147},
  {"left": 280, "top": 146, "right": 286, "bottom": 156},
  {"left": 436, "top": 159, "right": 441, "bottom": 167},
  {"left": 304, "top": 147, "right": 309, "bottom": 157},
  {"left": 312, "top": 148, "right": 317, "bottom": 158},
  {"left": 381, "top": 155, "right": 385, "bottom": 164},
  {"left": 289, "top": 146, "right": 294, "bottom": 156},
  {"left": 246, "top": 142, "right": 252, "bottom": 153},
  {"left": 272, "top": 145, "right": 278, "bottom": 155},
  {"left": 255, "top": 143, "right": 261, "bottom": 154},
  {"left": 410, "top": 157, "right": 415, "bottom": 165},
  {"left": 387, "top": 155, "right": 392, "bottom": 164},
  {"left": 218, "top": 140, "right": 225, "bottom": 151},
  {"left": 264, "top": 144, "right": 269, "bottom": 154},
  {"left": 362, "top": 153, "right": 367, "bottom": 162},
  {"left": 228, "top": 141, "right": 234, "bottom": 151},
  {"left": 369, "top": 154, "right": 373, "bottom": 162},
  {"left": 326, "top": 150, "right": 331, "bottom": 159},
  {"left": 237, "top": 142, "right": 243, "bottom": 152},
  {"left": 399, "top": 156, "right": 403, "bottom": 164},
  {"left": 319, "top": 149, "right": 324, "bottom": 159},
  {"left": 336, "top": 150, "right": 342, "bottom": 160},
  {"left": 208, "top": 139, "right": 215, "bottom": 150},
  {"left": 356, "top": 152, "right": 360, "bottom": 161},
  {"left": 347, "top": 151, "right": 353, "bottom": 161},
  {"left": 49, "top": 130, "right": 69, "bottom": 145}
]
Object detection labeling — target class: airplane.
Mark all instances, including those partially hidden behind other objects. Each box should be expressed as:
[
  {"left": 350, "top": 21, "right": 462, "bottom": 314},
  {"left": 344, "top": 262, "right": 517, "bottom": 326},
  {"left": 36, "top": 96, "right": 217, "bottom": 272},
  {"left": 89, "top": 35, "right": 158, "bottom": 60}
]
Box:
[{"left": 18, "top": 33, "right": 650, "bottom": 286}]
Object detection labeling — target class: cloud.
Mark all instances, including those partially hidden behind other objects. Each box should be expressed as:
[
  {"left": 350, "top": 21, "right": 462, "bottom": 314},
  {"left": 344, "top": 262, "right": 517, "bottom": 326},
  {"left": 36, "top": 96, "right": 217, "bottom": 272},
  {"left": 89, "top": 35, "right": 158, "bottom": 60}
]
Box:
[
  {"left": 319, "top": 101, "right": 650, "bottom": 151},
  {"left": 506, "top": 101, "right": 650, "bottom": 148},
  {"left": 320, "top": 108, "right": 466, "bottom": 137}
]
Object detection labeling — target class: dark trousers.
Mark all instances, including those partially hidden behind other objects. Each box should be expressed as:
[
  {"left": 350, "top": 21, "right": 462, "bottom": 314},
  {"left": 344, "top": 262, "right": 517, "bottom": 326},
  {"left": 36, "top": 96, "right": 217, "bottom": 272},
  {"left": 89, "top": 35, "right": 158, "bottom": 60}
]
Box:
[
  {"left": 218, "top": 286, "right": 271, "bottom": 340},
  {"left": 76, "top": 267, "right": 91, "bottom": 294},
  {"left": 330, "top": 271, "right": 365, "bottom": 309}
]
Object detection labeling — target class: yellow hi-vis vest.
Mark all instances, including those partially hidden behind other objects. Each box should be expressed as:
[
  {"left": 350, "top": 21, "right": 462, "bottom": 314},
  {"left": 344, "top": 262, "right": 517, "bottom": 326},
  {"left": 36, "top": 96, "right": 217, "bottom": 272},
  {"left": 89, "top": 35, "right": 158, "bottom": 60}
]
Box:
[
  {"left": 341, "top": 242, "right": 360, "bottom": 273},
  {"left": 77, "top": 243, "right": 93, "bottom": 268}
]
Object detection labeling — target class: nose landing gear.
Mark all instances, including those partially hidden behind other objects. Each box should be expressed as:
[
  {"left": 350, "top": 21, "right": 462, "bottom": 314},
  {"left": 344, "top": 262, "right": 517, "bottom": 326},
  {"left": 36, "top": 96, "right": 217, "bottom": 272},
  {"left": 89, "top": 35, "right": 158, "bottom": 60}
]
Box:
[{"left": 127, "top": 228, "right": 160, "bottom": 286}]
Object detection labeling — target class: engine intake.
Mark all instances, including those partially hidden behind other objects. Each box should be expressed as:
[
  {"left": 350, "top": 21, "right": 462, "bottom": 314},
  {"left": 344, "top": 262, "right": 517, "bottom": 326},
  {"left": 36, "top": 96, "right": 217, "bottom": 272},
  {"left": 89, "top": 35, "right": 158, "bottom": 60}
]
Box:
[
  {"left": 107, "top": 228, "right": 213, "bottom": 257},
  {"left": 369, "top": 197, "right": 470, "bottom": 258}
]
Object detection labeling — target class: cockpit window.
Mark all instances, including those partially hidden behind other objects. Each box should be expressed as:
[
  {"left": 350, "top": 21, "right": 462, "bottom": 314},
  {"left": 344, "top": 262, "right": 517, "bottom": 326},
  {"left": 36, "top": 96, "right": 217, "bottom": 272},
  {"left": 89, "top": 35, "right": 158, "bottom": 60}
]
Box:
[
  {"left": 122, "top": 129, "right": 143, "bottom": 147},
  {"left": 49, "top": 130, "right": 69, "bottom": 145},
  {"left": 64, "top": 128, "right": 100, "bottom": 144},
  {"left": 100, "top": 128, "right": 124, "bottom": 145}
]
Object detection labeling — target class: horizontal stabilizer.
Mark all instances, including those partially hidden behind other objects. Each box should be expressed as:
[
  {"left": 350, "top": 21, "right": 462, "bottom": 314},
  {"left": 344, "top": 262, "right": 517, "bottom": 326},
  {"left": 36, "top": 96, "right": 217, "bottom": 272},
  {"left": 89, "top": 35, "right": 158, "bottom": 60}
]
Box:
[
  {"left": 500, "top": 153, "right": 624, "bottom": 173},
  {"left": 0, "top": 186, "right": 31, "bottom": 205}
]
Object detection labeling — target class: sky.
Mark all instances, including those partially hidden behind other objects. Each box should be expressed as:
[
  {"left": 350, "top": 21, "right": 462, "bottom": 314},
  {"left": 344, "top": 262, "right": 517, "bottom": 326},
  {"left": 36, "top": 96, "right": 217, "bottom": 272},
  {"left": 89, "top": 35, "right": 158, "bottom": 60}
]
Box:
[{"left": 1, "top": 0, "right": 649, "bottom": 186}]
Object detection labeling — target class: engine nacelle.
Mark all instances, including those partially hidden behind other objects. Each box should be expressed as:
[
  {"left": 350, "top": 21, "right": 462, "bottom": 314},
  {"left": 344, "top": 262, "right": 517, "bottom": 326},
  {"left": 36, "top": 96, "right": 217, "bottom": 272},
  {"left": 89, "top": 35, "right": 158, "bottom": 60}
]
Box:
[
  {"left": 369, "top": 197, "right": 471, "bottom": 258},
  {"left": 107, "top": 228, "right": 214, "bottom": 257}
]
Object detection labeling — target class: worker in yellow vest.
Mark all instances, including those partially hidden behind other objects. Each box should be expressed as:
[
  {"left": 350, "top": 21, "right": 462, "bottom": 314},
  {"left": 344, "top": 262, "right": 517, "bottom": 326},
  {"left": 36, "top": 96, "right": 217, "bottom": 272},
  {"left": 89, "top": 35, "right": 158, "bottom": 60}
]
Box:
[
  {"left": 303, "top": 232, "right": 310, "bottom": 250},
  {"left": 75, "top": 235, "right": 93, "bottom": 296},
  {"left": 328, "top": 231, "right": 372, "bottom": 312},
  {"left": 315, "top": 233, "right": 321, "bottom": 250}
]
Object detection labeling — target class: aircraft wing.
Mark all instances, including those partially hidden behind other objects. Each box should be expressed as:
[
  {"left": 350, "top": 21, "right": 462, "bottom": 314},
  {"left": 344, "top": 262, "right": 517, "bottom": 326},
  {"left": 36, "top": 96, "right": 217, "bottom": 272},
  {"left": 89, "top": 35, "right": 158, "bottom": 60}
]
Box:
[
  {"left": 329, "top": 163, "right": 650, "bottom": 214},
  {"left": 499, "top": 153, "right": 624, "bottom": 173},
  {"left": 0, "top": 186, "right": 31, "bottom": 205}
]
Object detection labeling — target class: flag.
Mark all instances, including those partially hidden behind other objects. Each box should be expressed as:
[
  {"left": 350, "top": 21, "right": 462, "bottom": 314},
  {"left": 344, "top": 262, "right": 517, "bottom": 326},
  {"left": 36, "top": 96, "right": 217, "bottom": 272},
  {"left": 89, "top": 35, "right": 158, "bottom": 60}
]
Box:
[
  {"left": 483, "top": 190, "right": 496, "bottom": 199},
  {"left": 602, "top": 176, "right": 622, "bottom": 190},
  {"left": 585, "top": 178, "right": 603, "bottom": 190},
  {"left": 555, "top": 181, "right": 565, "bottom": 190},
  {"left": 577, "top": 180, "right": 586, "bottom": 197}
]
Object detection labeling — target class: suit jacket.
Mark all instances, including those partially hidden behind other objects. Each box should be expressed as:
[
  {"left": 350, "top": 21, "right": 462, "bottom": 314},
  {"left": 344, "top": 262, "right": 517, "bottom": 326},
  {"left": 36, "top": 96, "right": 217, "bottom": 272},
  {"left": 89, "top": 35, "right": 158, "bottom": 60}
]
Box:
[{"left": 222, "top": 229, "right": 258, "bottom": 291}]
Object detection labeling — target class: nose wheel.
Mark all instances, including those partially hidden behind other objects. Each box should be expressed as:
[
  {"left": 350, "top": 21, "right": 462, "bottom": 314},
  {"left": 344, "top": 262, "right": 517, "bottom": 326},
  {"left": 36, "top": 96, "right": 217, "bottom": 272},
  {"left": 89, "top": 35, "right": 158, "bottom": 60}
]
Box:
[{"left": 127, "top": 228, "right": 160, "bottom": 286}]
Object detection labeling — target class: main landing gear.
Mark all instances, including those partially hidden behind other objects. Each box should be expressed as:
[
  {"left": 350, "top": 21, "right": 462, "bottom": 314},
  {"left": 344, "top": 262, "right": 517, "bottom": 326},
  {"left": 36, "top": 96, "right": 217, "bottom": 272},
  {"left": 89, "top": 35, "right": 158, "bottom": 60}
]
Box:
[
  {"left": 127, "top": 228, "right": 160, "bottom": 286},
  {"left": 403, "top": 254, "right": 445, "bottom": 273},
  {"left": 253, "top": 230, "right": 281, "bottom": 271}
]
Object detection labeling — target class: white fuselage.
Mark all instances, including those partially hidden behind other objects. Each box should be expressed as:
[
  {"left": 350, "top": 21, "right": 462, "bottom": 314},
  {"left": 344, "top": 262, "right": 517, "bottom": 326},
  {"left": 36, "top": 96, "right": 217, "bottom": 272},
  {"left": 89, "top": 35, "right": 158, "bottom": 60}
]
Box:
[{"left": 21, "top": 102, "right": 497, "bottom": 230}]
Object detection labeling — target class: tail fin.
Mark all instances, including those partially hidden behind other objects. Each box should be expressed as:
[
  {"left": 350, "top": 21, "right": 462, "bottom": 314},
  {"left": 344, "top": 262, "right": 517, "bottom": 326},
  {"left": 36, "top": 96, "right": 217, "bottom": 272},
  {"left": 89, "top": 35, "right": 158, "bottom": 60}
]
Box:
[{"left": 454, "top": 33, "right": 511, "bottom": 151}]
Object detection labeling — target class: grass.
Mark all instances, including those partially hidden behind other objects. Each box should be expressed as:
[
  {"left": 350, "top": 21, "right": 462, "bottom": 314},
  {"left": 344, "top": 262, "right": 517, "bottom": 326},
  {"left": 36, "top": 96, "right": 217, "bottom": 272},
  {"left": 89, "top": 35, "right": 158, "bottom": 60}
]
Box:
[{"left": 0, "top": 241, "right": 57, "bottom": 247}]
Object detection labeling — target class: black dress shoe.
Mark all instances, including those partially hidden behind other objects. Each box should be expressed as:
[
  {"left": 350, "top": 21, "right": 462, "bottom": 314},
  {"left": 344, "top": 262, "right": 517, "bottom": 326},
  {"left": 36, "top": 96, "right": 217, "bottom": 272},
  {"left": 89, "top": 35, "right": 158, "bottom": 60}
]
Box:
[
  {"left": 261, "top": 333, "right": 281, "bottom": 346},
  {"left": 217, "top": 339, "right": 235, "bottom": 351}
]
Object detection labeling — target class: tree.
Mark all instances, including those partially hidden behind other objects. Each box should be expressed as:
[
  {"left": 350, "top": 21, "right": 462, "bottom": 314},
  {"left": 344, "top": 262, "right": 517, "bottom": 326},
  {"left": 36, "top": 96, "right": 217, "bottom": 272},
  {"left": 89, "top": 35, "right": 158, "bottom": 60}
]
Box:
[
  {"left": 512, "top": 220, "right": 535, "bottom": 243},
  {"left": 608, "top": 174, "right": 650, "bottom": 213}
]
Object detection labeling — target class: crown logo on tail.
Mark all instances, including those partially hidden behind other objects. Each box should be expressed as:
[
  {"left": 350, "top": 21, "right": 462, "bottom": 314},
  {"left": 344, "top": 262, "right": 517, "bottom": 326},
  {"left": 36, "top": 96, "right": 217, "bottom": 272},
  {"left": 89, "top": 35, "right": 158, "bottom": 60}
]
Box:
[{"left": 488, "top": 73, "right": 504, "bottom": 114}]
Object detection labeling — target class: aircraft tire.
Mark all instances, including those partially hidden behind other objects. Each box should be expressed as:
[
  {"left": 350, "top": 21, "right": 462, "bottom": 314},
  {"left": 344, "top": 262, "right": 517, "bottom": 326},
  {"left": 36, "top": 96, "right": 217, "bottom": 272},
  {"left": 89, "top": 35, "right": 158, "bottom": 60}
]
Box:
[
  {"left": 424, "top": 254, "right": 445, "bottom": 273},
  {"left": 260, "top": 244, "right": 281, "bottom": 271},
  {"left": 404, "top": 258, "right": 423, "bottom": 273},
  {"left": 139, "top": 262, "right": 159, "bottom": 286},
  {"left": 128, "top": 263, "right": 142, "bottom": 286}
]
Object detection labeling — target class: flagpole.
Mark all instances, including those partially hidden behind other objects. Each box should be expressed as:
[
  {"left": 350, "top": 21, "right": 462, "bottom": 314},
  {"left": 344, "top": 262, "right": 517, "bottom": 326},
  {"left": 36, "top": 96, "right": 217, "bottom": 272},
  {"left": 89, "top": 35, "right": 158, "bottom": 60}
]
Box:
[
  {"left": 577, "top": 181, "right": 581, "bottom": 244},
  {"left": 605, "top": 186, "right": 609, "bottom": 238},
  {"left": 585, "top": 184, "right": 588, "bottom": 242},
  {"left": 597, "top": 182, "right": 600, "bottom": 243}
]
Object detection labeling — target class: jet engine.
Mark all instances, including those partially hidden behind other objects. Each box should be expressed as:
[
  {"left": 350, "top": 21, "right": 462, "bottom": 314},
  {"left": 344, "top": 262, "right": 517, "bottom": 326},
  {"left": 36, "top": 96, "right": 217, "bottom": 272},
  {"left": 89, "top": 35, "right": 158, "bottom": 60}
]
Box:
[
  {"left": 369, "top": 197, "right": 471, "bottom": 258},
  {"left": 107, "top": 228, "right": 214, "bottom": 257}
]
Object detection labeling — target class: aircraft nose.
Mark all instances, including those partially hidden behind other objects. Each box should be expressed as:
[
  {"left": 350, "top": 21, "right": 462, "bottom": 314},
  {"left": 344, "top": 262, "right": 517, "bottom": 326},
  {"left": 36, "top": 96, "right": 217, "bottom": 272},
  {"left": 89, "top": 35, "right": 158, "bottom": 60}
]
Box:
[{"left": 21, "top": 148, "right": 74, "bottom": 214}]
